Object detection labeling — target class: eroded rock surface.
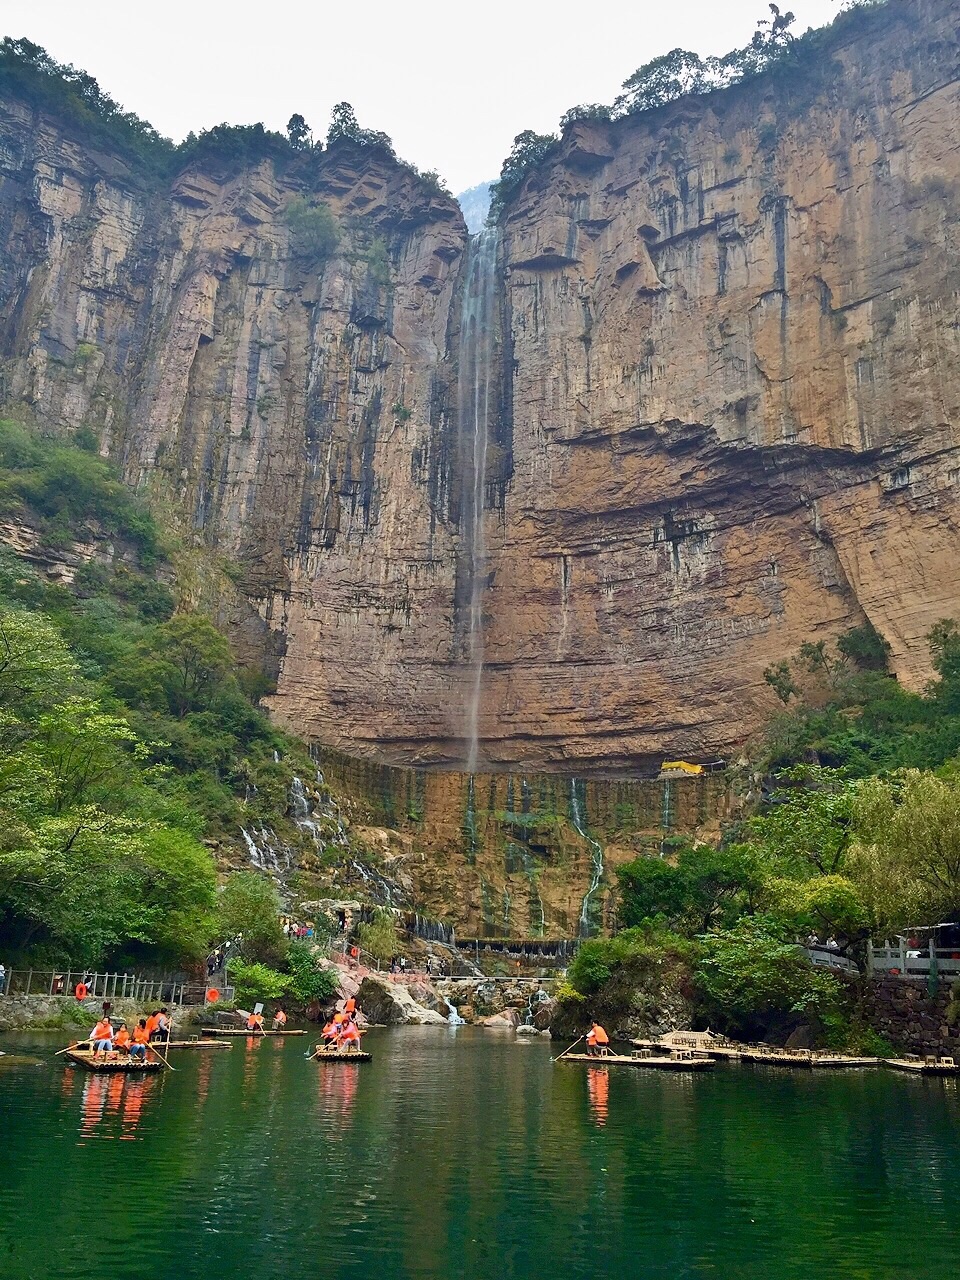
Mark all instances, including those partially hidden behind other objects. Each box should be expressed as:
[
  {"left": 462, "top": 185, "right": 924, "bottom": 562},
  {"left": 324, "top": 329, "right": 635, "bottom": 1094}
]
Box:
[{"left": 2, "top": 0, "right": 959, "bottom": 773}]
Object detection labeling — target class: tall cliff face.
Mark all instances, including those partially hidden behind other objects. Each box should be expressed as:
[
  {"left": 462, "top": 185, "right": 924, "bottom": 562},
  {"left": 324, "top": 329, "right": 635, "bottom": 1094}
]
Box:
[
  {"left": 485, "top": 0, "right": 960, "bottom": 770},
  {"left": 1, "top": 0, "right": 959, "bottom": 775},
  {"left": 0, "top": 111, "right": 473, "bottom": 760}
]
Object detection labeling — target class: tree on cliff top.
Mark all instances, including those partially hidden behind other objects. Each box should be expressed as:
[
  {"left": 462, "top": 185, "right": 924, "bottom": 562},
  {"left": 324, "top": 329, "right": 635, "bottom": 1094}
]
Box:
[{"left": 326, "top": 102, "right": 395, "bottom": 156}]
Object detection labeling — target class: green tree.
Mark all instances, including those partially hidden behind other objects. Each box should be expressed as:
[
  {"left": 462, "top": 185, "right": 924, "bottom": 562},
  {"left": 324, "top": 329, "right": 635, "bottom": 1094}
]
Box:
[
  {"left": 284, "top": 197, "right": 339, "bottom": 261},
  {"left": 228, "top": 958, "right": 289, "bottom": 1007},
  {"left": 356, "top": 909, "right": 399, "bottom": 965},
  {"left": 286, "top": 113, "right": 311, "bottom": 149},
  {"left": 218, "top": 871, "right": 286, "bottom": 965},
  {"left": 848, "top": 771, "right": 960, "bottom": 933},
  {"left": 285, "top": 940, "right": 339, "bottom": 1004}
]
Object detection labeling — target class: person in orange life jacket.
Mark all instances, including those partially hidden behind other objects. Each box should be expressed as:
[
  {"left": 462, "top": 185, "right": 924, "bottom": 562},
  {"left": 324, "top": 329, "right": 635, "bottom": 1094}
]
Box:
[
  {"left": 129, "top": 1019, "right": 150, "bottom": 1060},
  {"left": 113, "top": 1023, "right": 131, "bottom": 1054},
  {"left": 338, "top": 1018, "right": 361, "bottom": 1050},
  {"left": 90, "top": 1017, "right": 114, "bottom": 1056},
  {"left": 586, "top": 1021, "right": 610, "bottom": 1056},
  {"left": 246, "top": 1011, "right": 265, "bottom": 1032},
  {"left": 144, "top": 1011, "right": 161, "bottom": 1040},
  {"left": 343, "top": 996, "right": 357, "bottom": 1017},
  {"left": 153, "top": 1008, "right": 170, "bottom": 1042},
  {"left": 272, "top": 1008, "right": 287, "bottom": 1030}
]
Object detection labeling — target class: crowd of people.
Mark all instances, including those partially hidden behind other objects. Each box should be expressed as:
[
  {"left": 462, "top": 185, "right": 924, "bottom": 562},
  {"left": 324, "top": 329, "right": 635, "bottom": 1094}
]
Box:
[
  {"left": 87, "top": 1008, "right": 171, "bottom": 1059},
  {"left": 317, "top": 997, "right": 363, "bottom": 1054}
]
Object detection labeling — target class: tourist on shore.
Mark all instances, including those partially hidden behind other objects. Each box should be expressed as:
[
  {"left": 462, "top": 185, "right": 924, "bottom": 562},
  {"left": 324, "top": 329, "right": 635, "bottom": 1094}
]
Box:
[
  {"left": 90, "top": 1016, "right": 114, "bottom": 1057},
  {"left": 586, "top": 1021, "right": 609, "bottom": 1056},
  {"left": 129, "top": 1019, "right": 150, "bottom": 1060}
]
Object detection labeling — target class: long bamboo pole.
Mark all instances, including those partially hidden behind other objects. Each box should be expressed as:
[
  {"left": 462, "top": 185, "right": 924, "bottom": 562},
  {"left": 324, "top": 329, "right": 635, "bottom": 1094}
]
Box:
[{"left": 553, "top": 1034, "right": 586, "bottom": 1063}]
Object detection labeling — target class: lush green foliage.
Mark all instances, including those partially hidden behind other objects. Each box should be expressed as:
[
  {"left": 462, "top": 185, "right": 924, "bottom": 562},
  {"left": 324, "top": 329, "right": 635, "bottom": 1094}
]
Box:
[
  {"left": 489, "top": 131, "right": 560, "bottom": 219},
  {"left": 695, "top": 919, "right": 843, "bottom": 1028},
  {"left": 356, "top": 909, "right": 400, "bottom": 965},
  {"left": 217, "top": 872, "right": 287, "bottom": 967},
  {"left": 285, "top": 941, "right": 339, "bottom": 1004},
  {"left": 227, "top": 958, "right": 290, "bottom": 1007},
  {"left": 0, "top": 422, "right": 324, "bottom": 967},
  {"left": 325, "top": 102, "right": 395, "bottom": 155},
  {"left": 284, "top": 197, "right": 340, "bottom": 261}
]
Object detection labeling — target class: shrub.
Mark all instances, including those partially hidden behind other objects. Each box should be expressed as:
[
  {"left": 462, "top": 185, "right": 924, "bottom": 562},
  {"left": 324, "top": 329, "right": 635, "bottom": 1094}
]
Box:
[
  {"left": 284, "top": 197, "right": 339, "bottom": 261},
  {"left": 228, "top": 958, "right": 289, "bottom": 1007},
  {"left": 285, "top": 941, "right": 339, "bottom": 1004},
  {"left": 356, "top": 909, "right": 399, "bottom": 965}
]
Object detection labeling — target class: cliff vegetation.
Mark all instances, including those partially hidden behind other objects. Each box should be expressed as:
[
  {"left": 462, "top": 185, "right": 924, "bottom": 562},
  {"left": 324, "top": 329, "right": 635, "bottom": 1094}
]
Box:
[{"left": 563, "top": 625, "right": 960, "bottom": 1047}]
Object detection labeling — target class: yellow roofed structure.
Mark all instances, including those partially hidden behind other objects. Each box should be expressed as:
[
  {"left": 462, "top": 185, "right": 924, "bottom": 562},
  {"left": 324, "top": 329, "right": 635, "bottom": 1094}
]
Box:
[{"left": 659, "top": 760, "right": 704, "bottom": 776}]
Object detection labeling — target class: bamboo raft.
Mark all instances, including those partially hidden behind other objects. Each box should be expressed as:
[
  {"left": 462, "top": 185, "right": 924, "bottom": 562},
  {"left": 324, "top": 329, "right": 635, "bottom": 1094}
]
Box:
[
  {"left": 559, "top": 1052, "right": 714, "bottom": 1072},
  {"left": 883, "top": 1057, "right": 960, "bottom": 1075},
  {"left": 64, "top": 1050, "right": 162, "bottom": 1074},
  {"left": 312, "top": 1047, "right": 372, "bottom": 1063},
  {"left": 160, "top": 1039, "right": 231, "bottom": 1050},
  {"left": 200, "top": 1027, "right": 306, "bottom": 1037}
]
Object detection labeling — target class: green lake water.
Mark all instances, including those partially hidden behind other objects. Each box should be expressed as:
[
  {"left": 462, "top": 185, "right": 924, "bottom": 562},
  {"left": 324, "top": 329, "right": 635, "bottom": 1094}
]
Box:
[{"left": 1, "top": 1026, "right": 958, "bottom": 1280}]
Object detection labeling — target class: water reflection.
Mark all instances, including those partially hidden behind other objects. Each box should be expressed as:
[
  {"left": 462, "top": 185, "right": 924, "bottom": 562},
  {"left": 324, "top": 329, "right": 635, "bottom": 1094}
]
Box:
[
  {"left": 315, "top": 1061, "right": 360, "bottom": 1132},
  {"left": 586, "top": 1066, "right": 609, "bottom": 1126},
  {"left": 76, "top": 1072, "right": 158, "bottom": 1143}
]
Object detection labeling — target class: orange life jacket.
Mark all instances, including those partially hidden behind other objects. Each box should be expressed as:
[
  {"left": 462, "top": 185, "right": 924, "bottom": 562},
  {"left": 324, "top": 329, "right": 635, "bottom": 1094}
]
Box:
[
  {"left": 344, "top": 998, "right": 356, "bottom": 1015},
  {"left": 593, "top": 1025, "right": 609, "bottom": 1045},
  {"left": 93, "top": 1020, "right": 112, "bottom": 1041},
  {"left": 145, "top": 1014, "right": 160, "bottom": 1035},
  {"left": 246, "top": 1014, "right": 263, "bottom": 1029},
  {"left": 133, "top": 1026, "right": 150, "bottom": 1045},
  {"left": 586, "top": 1029, "right": 597, "bottom": 1045},
  {"left": 114, "top": 1028, "right": 130, "bottom": 1047},
  {"left": 339, "top": 1021, "right": 360, "bottom": 1043},
  {"left": 321, "top": 1021, "right": 336, "bottom": 1038},
  {"left": 274, "top": 1011, "right": 287, "bottom": 1025}
]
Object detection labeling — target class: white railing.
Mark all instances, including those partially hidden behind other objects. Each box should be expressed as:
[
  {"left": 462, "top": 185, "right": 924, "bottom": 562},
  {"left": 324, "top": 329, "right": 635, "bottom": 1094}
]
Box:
[{"left": 868, "top": 942, "right": 960, "bottom": 979}]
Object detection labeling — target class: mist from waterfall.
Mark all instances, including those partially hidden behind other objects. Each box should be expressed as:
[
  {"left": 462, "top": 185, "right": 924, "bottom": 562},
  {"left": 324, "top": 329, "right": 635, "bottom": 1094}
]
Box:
[{"left": 457, "top": 227, "right": 498, "bottom": 774}]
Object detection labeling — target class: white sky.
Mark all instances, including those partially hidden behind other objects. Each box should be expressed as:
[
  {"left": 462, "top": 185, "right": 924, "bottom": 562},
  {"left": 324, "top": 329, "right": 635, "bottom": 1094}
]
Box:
[{"left": 6, "top": 0, "right": 842, "bottom": 192}]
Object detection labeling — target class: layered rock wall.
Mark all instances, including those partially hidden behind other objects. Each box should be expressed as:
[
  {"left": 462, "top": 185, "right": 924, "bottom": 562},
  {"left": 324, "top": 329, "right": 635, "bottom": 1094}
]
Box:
[
  {"left": 1, "top": 0, "right": 960, "bottom": 773},
  {"left": 488, "top": 0, "right": 960, "bottom": 769}
]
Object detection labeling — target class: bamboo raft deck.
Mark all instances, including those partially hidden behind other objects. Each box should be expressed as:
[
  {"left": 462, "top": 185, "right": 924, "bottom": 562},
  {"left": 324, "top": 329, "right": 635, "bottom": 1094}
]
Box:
[
  {"left": 312, "top": 1048, "right": 372, "bottom": 1063},
  {"left": 64, "top": 1050, "right": 163, "bottom": 1074},
  {"left": 883, "top": 1058, "right": 960, "bottom": 1075},
  {"left": 200, "top": 1027, "right": 307, "bottom": 1037},
  {"left": 559, "top": 1052, "right": 714, "bottom": 1072}
]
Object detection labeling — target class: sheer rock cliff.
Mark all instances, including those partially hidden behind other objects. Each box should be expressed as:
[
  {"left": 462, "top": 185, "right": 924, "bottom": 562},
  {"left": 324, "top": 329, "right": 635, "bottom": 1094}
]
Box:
[{"left": 1, "top": 0, "right": 959, "bottom": 774}]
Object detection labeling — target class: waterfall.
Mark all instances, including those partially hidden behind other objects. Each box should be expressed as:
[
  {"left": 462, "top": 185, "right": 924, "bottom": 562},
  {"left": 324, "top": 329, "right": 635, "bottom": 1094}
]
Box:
[
  {"left": 458, "top": 227, "right": 499, "bottom": 774},
  {"left": 660, "top": 778, "right": 674, "bottom": 857},
  {"left": 570, "top": 779, "right": 604, "bottom": 938}
]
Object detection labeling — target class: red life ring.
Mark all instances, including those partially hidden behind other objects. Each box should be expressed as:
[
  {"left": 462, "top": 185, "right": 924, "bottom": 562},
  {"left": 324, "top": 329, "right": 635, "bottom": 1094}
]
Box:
[{"left": 206, "top": 988, "right": 221, "bottom": 1003}]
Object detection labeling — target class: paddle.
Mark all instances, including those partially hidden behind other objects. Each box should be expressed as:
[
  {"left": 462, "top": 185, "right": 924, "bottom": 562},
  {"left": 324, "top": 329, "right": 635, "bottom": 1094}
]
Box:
[
  {"left": 148, "top": 1042, "right": 176, "bottom": 1072},
  {"left": 53, "top": 1041, "right": 84, "bottom": 1057},
  {"left": 553, "top": 1034, "right": 586, "bottom": 1063}
]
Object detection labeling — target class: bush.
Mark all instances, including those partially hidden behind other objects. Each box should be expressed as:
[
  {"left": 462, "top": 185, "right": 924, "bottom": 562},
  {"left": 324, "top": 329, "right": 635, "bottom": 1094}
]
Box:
[
  {"left": 285, "top": 941, "right": 339, "bottom": 1004},
  {"left": 227, "top": 958, "right": 289, "bottom": 1007},
  {"left": 284, "top": 197, "right": 339, "bottom": 261},
  {"left": 356, "top": 909, "right": 399, "bottom": 965},
  {"left": 217, "top": 873, "right": 287, "bottom": 966}
]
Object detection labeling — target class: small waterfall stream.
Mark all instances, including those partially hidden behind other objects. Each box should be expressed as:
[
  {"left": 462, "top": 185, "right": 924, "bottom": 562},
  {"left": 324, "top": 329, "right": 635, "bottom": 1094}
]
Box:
[
  {"left": 458, "top": 227, "right": 499, "bottom": 774},
  {"left": 570, "top": 778, "right": 604, "bottom": 937}
]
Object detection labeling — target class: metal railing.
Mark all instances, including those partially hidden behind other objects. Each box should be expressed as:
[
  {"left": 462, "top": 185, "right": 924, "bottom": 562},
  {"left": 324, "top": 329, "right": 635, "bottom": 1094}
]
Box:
[{"left": 0, "top": 969, "right": 233, "bottom": 1006}]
